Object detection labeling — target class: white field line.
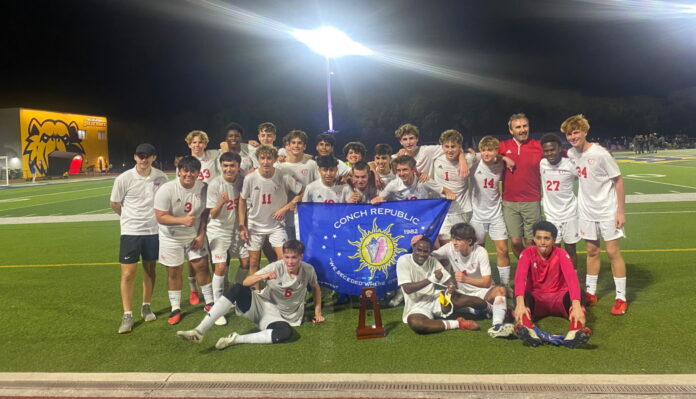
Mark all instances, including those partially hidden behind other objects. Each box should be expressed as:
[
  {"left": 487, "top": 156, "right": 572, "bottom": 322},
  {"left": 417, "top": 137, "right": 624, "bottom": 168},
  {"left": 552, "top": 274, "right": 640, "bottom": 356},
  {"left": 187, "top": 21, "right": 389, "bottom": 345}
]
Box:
[
  {"left": 625, "top": 192, "right": 696, "bottom": 203},
  {"left": 633, "top": 192, "right": 644, "bottom": 195},
  {"left": 0, "top": 194, "right": 107, "bottom": 213},
  {"left": 0, "top": 214, "right": 119, "bottom": 225},
  {"left": 0, "top": 186, "right": 110, "bottom": 200},
  {"left": 80, "top": 208, "right": 112, "bottom": 214},
  {"left": 623, "top": 176, "right": 696, "bottom": 190},
  {"left": 626, "top": 210, "right": 696, "bottom": 215}
]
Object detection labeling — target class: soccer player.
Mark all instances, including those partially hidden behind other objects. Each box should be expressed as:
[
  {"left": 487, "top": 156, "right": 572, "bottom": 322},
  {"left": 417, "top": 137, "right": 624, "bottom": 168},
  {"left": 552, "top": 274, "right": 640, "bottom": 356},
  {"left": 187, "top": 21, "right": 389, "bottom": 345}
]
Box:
[
  {"left": 110, "top": 143, "right": 168, "bottom": 334},
  {"left": 513, "top": 221, "right": 591, "bottom": 348},
  {"left": 206, "top": 152, "right": 248, "bottom": 326},
  {"left": 315, "top": 132, "right": 351, "bottom": 177},
  {"left": 275, "top": 130, "right": 318, "bottom": 239},
  {"left": 469, "top": 136, "right": 512, "bottom": 286},
  {"left": 369, "top": 143, "right": 396, "bottom": 188},
  {"left": 302, "top": 156, "right": 345, "bottom": 203},
  {"left": 432, "top": 223, "right": 515, "bottom": 338},
  {"left": 222, "top": 122, "right": 254, "bottom": 172},
  {"left": 372, "top": 155, "right": 455, "bottom": 204},
  {"left": 562, "top": 114, "right": 628, "bottom": 315},
  {"left": 341, "top": 161, "right": 379, "bottom": 204},
  {"left": 393, "top": 123, "right": 468, "bottom": 181},
  {"left": 154, "top": 156, "right": 213, "bottom": 325},
  {"left": 498, "top": 113, "right": 543, "bottom": 259},
  {"left": 397, "top": 238, "right": 480, "bottom": 334},
  {"left": 176, "top": 240, "right": 324, "bottom": 348},
  {"left": 539, "top": 133, "right": 579, "bottom": 266},
  {"left": 433, "top": 129, "right": 474, "bottom": 244},
  {"left": 239, "top": 145, "right": 304, "bottom": 279},
  {"left": 342, "top": 141, "right": 367, "bottom": 168},
  {"left": 247, "top": 122, "right": 278, "bottom": 162}
]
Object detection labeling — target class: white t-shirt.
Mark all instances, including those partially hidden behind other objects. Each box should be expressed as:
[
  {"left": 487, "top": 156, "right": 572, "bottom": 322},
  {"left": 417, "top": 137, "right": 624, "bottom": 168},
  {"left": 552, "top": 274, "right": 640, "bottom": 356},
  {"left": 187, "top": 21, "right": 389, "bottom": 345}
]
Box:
[
  {"left": 241, "top": 169, "right": 303, "bottom": 233},
  {"left": 432, "top": 243, "right": 491, "bottom": 292},
  {"left": 255, "top": 260, "right": 318, "bottom": 325},
  {"left": 433, "top": 153, "right": 474, "bottom": 214},
  {"left": 337, "top": 161, "right": 352, "bottom": 178},
  {"left": 540, "top": 157, "right": 578, "bottom": 222},
  {"left": 396, "top": 254, "right": 451, "bottom": 323},
  {"left": 206, "top": 175, "right": 243, "bottom": 237},
  {"left": 470, "top": 157, "right": 504, "bottom": 221},
  {"left": 380, "top": 178, "right": 442, "bottom": 201},
  {"left": 568, "top": 144, "right": 621, "bottom": 221},
  {"left": 194, "top": 149, "right": 220, "bottom": 183},
  {"left": 276, "top": 158, "right": 318, "bottom": 226},
  {"left": 110, "top": 167, "right": 169, "bottom": 235},
  {"left": 302, "top": 180, "right": 345, "bottom": 203},
  {"left": 393, "top": 144, "right": 443, "bottom": 177},
  {"left": 376, "top": 169, "right": 397, "bottom": 187},
  {"left": 154, "top": 179, "right": 207, "bottom": 242}
]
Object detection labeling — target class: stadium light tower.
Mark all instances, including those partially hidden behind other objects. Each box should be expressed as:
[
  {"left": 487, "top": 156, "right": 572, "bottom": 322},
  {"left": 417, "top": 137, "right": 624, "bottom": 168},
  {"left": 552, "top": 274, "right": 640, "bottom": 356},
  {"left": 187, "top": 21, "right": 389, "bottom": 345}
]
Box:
[{"left": 292, "top": 26, "right": 373, "bottom": 133}]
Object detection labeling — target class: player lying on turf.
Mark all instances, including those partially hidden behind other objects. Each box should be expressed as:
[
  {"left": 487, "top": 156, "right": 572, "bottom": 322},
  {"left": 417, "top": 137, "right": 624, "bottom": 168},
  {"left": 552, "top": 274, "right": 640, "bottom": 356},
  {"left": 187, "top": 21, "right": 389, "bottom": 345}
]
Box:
[
  {"left": 513, "top": 221, "right": 591, "bottom": 348},
  {"left": 177, "top": 239, "right": 324, "bottom": 349},
  {"left": 397, "top": 237, "right": 480, "bottom": 334}
]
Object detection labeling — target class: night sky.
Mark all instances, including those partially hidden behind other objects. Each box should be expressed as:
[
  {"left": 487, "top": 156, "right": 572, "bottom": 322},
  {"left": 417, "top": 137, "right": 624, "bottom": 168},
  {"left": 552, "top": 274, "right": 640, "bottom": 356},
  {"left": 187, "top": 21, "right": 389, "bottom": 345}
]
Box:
[{"left": 3, "top": 0, "right": 696, "bottom": 161}]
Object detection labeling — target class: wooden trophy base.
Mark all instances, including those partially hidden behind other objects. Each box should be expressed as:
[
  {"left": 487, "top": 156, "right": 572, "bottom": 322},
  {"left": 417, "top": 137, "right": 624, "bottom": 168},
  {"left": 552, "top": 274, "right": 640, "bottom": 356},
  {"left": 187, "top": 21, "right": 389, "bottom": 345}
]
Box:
[{"left": 356, "top": 288, "right": 386, "bottom": 340}]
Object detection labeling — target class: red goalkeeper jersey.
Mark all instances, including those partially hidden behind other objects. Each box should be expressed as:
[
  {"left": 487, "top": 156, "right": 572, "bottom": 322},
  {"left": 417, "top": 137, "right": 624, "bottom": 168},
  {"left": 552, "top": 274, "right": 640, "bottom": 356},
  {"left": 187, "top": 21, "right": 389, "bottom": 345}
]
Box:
[{"left": 514, "top": 246, "right": 581, "bottom": 301}]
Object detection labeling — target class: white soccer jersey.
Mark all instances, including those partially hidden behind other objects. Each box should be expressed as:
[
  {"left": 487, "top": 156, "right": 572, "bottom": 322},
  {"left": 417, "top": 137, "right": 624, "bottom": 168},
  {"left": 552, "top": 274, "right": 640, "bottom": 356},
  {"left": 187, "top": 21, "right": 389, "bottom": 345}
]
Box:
[
  {"left": 540, "top": 157, "right": 578, "bottom": 221},
  {"left": 206, "top": 175, "right": 244, "bottom": 237},
  {"left": 110, "top": 167, "right": 169, "bottom": 235},
  {"left": 380, "top": 178, "right": 442, "bottom": 201},
  {"left": 195, "top": 149, "right": 220, "bottom": 183},
  {"left": 255, "top": 260, "right": 318, "bottom": 325},
  {"left": 275, "top": 158, "right": 317, "bottom": 226},
  {"left": 302, "top": 180, "right": 345, "bottom": 203},
  {"left": 340, "top": 184, "right": 378, "bottom": 204},
  {"left": 470, "top": 157, "right": 504, "bottom": 221},
  {"left": 433, "top": 153, "right": 474, "bottom": 215},
  {"left": 337, "top": 161, "right": 352, "bottom": 178},
  {"left": 432, "top": 243, "right": 492, "bottom": 292},
  {"left": 241, "top": 169, "right": 302, "bottom": 233},
  {"left": 397, "top": 254, "right": 451, "bottom": 323},
  {"left": 154, "top": 179, "right": 207, "bottom": 242},
  {"left": 568, "top": 144, "right": 622, "bottom": 221},
  {"left": 376, "top": 169, "right": 397, "bottom": 187}
]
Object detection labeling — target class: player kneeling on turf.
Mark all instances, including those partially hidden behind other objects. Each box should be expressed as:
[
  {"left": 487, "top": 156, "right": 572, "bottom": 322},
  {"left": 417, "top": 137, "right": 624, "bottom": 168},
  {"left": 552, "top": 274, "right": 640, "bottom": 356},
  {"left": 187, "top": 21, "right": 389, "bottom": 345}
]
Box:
[
  {"left": 397, "top": 238, "right": 480, "bottom": 334},
  {"left": 177, "top": 239, "right": 324, "bottom": 349},
  {"left": 513, "top": 221, "right": 591, "bottom": 348}
]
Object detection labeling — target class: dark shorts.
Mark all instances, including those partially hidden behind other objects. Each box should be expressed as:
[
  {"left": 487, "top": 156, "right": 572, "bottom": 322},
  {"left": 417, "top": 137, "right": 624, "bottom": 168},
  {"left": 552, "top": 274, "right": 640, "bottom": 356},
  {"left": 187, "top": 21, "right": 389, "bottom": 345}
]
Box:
[
  {"left": 119, "top": 235, "right": 159, "bottom": 264},
  {"left": 525, "top": 290, "right": 571, "bottom": 320}
]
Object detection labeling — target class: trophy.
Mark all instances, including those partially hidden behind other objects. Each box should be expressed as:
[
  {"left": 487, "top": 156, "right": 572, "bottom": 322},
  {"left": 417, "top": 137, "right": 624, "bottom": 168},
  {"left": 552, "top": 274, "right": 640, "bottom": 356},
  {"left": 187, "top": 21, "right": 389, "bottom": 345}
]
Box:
[{"left": 356, "top": 287, "right": 386, "bottom": 339}]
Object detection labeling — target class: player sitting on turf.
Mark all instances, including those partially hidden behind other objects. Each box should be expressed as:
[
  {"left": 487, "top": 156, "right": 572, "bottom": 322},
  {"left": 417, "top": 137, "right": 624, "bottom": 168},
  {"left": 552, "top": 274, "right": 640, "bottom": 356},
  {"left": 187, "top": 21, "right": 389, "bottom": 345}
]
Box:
[
  {"left": 469, "top": 136, "right": 512, "bottom": 286},
  {"left": 539, "top": 133, "right": 579, "bottom": 266},
  {"left": 372, "top": 155, "right": 455, "bottom": 204},
  {"left": 238, "top": 145, "right": 304, "bottom": 280},
  {"left": 206, "top": 152, "right": 248, "bottom": 326},
  {"left": 562, "top": 114, "right": 628, "bottom": 315},
  {"left": 433, "top": 129, "right": 475, "bottom": 246},
  {"left": 177, "top": 239, "right": 324, "bottom": 348},
  {"left": 397, "top": 237, "right": 480, "bottom": 334},
  {"left": 513, "top": 221, "right": 591, "bottom": 348},
  {"left": 154, "top": 156, "right": 213, "bottom": 325},
  {"left": 341, "top": 161, "right": 379, "bottom": 204},
  {"left": 431, "top": 223, "right": 515, "bottom": 338},
  {"left": 302, "top": 156, "right": 345, "bottom": 203}
]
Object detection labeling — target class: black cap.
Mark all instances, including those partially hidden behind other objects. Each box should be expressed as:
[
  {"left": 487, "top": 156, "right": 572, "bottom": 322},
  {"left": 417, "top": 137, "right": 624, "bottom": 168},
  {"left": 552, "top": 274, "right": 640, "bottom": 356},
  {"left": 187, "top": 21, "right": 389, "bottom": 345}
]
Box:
[{"left": 135, "top": 143, "right": 156, "bottom": 156}]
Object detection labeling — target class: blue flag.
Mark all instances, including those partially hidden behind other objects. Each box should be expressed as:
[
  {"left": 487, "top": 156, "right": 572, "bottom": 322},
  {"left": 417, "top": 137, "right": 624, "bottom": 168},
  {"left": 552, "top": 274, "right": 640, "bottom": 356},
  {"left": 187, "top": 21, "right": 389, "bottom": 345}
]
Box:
[{"left": 297, "top": 199, "right": 450, "bottom": 297}]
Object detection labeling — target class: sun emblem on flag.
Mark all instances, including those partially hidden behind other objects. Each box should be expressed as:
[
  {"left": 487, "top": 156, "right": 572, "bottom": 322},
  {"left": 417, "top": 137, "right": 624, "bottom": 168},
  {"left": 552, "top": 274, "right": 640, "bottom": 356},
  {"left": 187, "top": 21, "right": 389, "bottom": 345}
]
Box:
[{"left": 348, "top": 218, "right": 406, "bottom": 279}]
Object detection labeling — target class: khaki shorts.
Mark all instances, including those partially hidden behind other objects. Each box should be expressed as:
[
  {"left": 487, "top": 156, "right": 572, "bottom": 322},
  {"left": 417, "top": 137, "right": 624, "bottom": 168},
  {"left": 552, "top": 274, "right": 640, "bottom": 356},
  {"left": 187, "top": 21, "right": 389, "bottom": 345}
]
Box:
[{"left": 502, "top": 201, "right": 541, "bottom": 240}]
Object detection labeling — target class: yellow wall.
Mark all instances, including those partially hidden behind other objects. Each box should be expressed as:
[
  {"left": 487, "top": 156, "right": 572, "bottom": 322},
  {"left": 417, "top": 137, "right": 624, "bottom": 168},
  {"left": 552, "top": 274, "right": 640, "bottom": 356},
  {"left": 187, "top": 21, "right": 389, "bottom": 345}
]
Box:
[{"left": 19, "top": 109, "right": 109, "bottom": 177}]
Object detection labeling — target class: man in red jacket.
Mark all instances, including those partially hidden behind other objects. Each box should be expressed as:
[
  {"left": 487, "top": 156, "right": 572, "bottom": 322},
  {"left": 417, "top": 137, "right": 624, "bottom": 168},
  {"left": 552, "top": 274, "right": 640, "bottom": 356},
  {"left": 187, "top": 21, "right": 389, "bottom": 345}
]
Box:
[{"left": 498, "top": 113, "right": 543, "bottom": 259}]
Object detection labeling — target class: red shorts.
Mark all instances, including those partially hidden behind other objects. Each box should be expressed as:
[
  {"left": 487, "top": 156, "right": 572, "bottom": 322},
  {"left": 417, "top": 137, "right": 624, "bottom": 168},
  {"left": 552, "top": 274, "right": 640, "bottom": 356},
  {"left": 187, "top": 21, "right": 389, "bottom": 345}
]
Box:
[{"left": 525, "top": 290, "right": 570, "bottom": 320}]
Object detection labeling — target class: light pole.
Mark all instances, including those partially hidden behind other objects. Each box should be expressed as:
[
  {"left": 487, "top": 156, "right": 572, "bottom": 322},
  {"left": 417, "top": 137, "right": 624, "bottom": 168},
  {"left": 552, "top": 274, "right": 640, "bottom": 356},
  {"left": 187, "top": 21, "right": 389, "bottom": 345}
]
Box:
[{"left": 292, "top": 26, "right": 372, "bottom": 133}]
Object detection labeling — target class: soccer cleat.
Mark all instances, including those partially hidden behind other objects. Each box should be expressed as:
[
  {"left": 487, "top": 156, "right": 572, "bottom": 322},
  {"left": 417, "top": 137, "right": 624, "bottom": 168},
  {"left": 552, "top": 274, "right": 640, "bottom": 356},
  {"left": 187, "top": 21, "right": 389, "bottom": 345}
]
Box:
[
  {"left": 610, "top": 299, "right": 628, "bottom": 315},
  {"left": 214, "top": 316, "right": 227, "bottom": 326},
  {"left": 387, "top": 290, "right": 404, "bottom": 308},
  {"left": 118, "top": 314, "right": 134, "bottom": 334},
  {"left": 167, "top": 309, "right": 182, "bottom": 325},
  {"left": 515, "top": 324, "right": 542, "bottom": 347},
  {"left": 561, "top": 327, "right": 592, "bottom": 349},
  {"left": 534, "top": 327, "right": 564, "bottom": 346},
  {"left": 189, "top": 290, "right": 201, "bottom": 305},
  {"left": 584, "top": 292, "right": 598, "bottom": 306},
  {"left": 141, "top": 304, "right": 156, "bottom": 322},
  {"left": 177, "top": 329, "right": 203, "bottom": 343},
  {"left": 456, "top": 317, "right": 480, "bottom": 331},
  {"left": 204, "top": 303, "right": 214, "bottom": 312},
  {"left": 487, "top": 323, "right": 515, "bottom": 338},
  {"left": 215, "top": 332, "right": 240, "bottom": 350}
]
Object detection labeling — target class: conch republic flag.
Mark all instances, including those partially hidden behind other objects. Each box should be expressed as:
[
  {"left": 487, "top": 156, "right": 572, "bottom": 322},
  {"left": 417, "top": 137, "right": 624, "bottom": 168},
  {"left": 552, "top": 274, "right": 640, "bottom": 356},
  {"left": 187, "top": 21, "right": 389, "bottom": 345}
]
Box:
[{"left": 296, "top": 199, "right": 450, "bottom": 297}]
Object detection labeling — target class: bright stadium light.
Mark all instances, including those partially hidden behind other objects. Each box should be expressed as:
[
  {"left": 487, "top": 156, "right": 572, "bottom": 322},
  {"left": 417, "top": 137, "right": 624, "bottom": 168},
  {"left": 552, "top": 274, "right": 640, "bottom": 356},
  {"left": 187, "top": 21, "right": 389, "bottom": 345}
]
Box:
[{"left": 292, "top": 26, "right": 373, "bottom": 133}]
